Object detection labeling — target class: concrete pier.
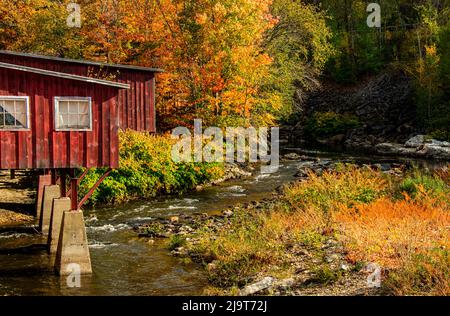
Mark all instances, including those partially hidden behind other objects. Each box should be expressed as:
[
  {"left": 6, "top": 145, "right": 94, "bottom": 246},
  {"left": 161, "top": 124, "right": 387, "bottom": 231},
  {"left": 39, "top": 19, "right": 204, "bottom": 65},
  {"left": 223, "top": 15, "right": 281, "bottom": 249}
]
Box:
[
  {"left": 48, "top": 197, "right": 71, "bottom": 254},
  {"left": 39, "top": 185, "right": 61, "bottom": 235},
  {"left": 55, "top": 210, "right": 92, "bottom": 275},
  {"left": 35, "top": 175, "right": 52, "bottom": 221}
]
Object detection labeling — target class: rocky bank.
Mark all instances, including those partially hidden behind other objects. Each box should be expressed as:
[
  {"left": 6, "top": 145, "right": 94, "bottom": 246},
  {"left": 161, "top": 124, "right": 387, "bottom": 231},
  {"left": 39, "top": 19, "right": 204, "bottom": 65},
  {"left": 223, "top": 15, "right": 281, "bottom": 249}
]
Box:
[
  {"left": 375, "top": 135, "right": 450, "bottom": 160},
  {"left": 136, "top": 157, "right": 413, "bottom": 296},
  {"left": 285, "top": 71, "right": 450, "bottom": 160}
]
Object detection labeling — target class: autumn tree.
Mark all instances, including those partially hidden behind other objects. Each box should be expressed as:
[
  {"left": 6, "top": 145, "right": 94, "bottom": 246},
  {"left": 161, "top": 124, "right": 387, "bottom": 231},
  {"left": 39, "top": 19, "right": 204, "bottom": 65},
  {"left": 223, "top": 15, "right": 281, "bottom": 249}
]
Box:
[
  {"left": 263, "top": 0, "right": 334, "bottom": 121},
  {"left": 153, "top": 0, "right": 276, "bottom": 128},
  {"left": 0, "top": 0, "right": 87, "bottom": 57}
]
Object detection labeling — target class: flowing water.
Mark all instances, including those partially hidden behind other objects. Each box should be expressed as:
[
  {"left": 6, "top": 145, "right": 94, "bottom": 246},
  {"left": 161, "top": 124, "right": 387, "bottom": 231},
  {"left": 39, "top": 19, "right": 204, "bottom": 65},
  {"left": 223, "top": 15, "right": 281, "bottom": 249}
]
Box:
[{"left": 0, "top": 151, "right": 446, "bottom": 295}]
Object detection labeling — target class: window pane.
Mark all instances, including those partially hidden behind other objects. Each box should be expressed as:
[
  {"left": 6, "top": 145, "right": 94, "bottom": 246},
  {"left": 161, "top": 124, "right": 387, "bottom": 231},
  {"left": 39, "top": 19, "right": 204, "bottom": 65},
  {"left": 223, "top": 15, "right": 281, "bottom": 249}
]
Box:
[
  {"left": 60, "top": 114, "right": 69, "bottom": 128},
  {"left": 59, "top": 101, "right": 69, "bottom": 114},
  {"left": 0, "top": 98, "right": 28, "bottom": 129},
  {"left": 79, "top": 102, "right": 89, "bottom": 114},
  {"left": 55, "top": 98, "right": 91, "bottom": 130},
  {"left": 79, "top": 114, "right": 90, "bottom": 128},
  {"left": 16, "top": 101, "right": 26, "bottom": 114},
  {"left": 69, "top": 102, "right": 79, "bottom": 114},
  {"left": 5, "top": 112, "right": 16, "bottom": 126},
  {"left": 15, "top": 113, "right": 27, "bottom": 127},
  {"left": 3, "top": 101, "right": 15, "bottom": 114},
  {"left": 68, "top": 114, "right": 78, "bottom": 127}
]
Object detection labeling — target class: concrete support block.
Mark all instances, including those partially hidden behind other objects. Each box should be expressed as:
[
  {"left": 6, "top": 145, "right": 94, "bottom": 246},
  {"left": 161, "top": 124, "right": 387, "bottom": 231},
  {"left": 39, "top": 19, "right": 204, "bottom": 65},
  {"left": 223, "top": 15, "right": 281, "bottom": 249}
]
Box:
[
  {"left": 55, "top": 210, "right": 92, "bottom": 276},
  {"left": 35, "top": 175, "right": 52, "bottom": 220},
  {"left": 39, "top": 185, "right": 61, "bottom": 235},
  {"left": 48, "top": 197, "right": 71, "bottom": 254}
]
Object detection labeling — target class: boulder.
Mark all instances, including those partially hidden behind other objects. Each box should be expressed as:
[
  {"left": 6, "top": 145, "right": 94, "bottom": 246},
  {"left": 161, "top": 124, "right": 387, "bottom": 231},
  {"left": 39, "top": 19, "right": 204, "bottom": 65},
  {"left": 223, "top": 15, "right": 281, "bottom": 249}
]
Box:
[
  {"left": 375, "top": 143, "right": 403, "bottom": 155},
  {"left": 222, "top": 210, "right": 234, "bottom": 217},
  {"left": 375, "top": 143, "right": 417, "bottom": 156},
  {"left": 283, "top": 153, "right": 302, "bottom": 160},
  {"left": 239, "top": 277, "right": 275, "bottom": 296},
  {"left": 427, "top": 139, "right": 450, "bottom": 147},
  {"left": 405, "top": 135, "right": 426, "bottom": 148},
  {"left": 376, "top": 137, "right": 450, "bottom": 160},
  {"left": 294, "top": 71, "right": 416, "bottom": 146},
  {"left": 420, "top": 144, "right": 450, "bottom": 159},
  {"left": 275, "top": 278, "right": 296, "bottom": 290}
]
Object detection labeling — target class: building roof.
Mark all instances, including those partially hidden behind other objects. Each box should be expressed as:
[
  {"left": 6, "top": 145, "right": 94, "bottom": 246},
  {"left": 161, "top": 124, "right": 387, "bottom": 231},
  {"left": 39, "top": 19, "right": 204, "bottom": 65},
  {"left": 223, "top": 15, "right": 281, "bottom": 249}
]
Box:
[
  {"left": 0, "top": 62, "right": 131, "bottom": 89},
  {"left": 0, "top": 50, "right": 164, "bottom": 73}
]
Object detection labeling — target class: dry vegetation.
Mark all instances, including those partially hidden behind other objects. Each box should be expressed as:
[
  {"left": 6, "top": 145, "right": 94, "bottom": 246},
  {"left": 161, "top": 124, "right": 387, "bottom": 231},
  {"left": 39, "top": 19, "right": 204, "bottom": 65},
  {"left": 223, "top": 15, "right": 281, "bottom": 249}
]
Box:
[
  {"left": 188, "top": 165, "right": 450, "bottom": 295},
  {"left": 0, "top": 171, "right": 35, "bottom": 226}
]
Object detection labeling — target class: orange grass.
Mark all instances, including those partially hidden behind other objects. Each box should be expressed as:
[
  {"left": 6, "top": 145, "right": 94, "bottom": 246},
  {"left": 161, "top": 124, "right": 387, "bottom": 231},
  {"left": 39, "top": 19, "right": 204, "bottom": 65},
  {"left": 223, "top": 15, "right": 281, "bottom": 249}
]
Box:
[
  {"left": 191, "top": 166, "right": 450, "bottom": 294},
  {"left": 334, "top": 193, "right": 449, "bottom": 268}
]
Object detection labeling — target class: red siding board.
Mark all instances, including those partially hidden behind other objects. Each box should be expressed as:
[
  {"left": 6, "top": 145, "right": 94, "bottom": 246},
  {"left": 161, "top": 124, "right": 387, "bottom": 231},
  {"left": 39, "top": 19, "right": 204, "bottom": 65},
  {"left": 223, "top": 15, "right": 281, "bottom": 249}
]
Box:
[
  {"left": 0, "top": 68, "right": 121, "bottom": 169},
  {"left": 0, "top": 53, "right": 157, "bottom": 170},
  {"left": 0, "top": 53, "right": 157, "bottom": 133},
  {"left": 145, "top": 79, "right": 151, "bottom": 131}
]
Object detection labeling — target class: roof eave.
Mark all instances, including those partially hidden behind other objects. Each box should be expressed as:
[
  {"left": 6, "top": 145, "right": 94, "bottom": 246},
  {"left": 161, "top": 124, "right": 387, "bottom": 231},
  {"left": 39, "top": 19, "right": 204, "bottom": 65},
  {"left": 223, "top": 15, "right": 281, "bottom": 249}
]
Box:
[
  {"left": 0, "top": 62, "right": 131, "bottom": 89},
  {"left": 0, "top": 50, "right": 164, "bottom": 73}
]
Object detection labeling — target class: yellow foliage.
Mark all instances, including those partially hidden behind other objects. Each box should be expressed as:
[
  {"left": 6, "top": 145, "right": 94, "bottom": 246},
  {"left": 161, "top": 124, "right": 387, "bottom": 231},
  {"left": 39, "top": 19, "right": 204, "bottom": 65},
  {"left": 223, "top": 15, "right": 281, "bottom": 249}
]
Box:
[
  {"left": 191, "top": 166, "right": 449, "bottom": 294},
  {"left": 425, "top": 44, "right": 437, "bottom": 57},
  {"left": 334, "top": 196, "right": 449, "bottom": 268}
]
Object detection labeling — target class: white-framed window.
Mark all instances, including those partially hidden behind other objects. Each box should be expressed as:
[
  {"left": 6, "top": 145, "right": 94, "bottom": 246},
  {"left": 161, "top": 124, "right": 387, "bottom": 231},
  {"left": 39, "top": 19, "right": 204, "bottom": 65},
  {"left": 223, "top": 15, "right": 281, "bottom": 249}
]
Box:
[
  {"left": 54, "top": 97, "right": 92, "bottom": 131},
  {"left": 0, "top": 96, "right": 30, "bottom": 130}
]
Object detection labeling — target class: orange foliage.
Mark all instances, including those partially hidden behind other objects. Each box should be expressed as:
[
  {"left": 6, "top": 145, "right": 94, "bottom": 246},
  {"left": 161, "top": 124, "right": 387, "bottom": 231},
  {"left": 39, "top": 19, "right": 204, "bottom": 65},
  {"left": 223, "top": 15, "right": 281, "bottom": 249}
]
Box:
[
  {"left": 334, "top": 194, "right": 450, "bottom": 268},
  {"left": 0, "top": 0, "right": 277, "bottom": 129}
]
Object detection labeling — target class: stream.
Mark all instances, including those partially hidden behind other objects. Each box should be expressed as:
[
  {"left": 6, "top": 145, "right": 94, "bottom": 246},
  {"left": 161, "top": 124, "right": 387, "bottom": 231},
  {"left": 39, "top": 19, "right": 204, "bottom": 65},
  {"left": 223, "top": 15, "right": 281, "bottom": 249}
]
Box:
[{"left": 0, "top": 150, "right": 447, "bottom": 295}]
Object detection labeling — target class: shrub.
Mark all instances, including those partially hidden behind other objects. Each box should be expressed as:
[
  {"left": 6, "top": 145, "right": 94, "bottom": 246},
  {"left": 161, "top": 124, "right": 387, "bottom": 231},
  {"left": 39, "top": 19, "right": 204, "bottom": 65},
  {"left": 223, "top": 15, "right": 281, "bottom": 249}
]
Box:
[
  {"left": 168, "top": 234, "right": 187, "bottom": 251},
  {"left": 191, "top": 166, "right": 389, "bottom": 291},
  {"left": 141, "top": 222, "right": 167, "bottom": 237},
  {"left": 284, "top": 165, "right": 388, "bottom": 212},
  {"left": 79, "top": 130, "right": 224, "bottom": 205},
  {"left": 192, "top": 210, "right": 289, "bottom": 288},
  {"left": 422, "top": 101, "right": 450, "bottom": 142},
  {"left": 434, "top": 166, "right": 450, "bottom": 186},
  {"left": 399, "top": 172, "right": 449, "bottom": 201},
  {"left": 305, "top": 111, "right": 361, "bottom": 138},
  {"left": 311, "top": 266, "right": 342, "bottom": 285},
  {"left": 428, "top": 128, "right": 450, "bottom": 142},
  {"left": 384, "top": 248, "right": 450, "bottom": 296}
]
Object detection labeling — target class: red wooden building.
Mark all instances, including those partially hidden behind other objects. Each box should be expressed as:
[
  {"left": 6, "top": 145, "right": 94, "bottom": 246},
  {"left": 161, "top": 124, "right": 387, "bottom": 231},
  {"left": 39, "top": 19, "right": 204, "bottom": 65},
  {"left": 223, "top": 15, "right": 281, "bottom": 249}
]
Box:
[{"left": 0, "top": 50, "right": 162, "bottom": 210}]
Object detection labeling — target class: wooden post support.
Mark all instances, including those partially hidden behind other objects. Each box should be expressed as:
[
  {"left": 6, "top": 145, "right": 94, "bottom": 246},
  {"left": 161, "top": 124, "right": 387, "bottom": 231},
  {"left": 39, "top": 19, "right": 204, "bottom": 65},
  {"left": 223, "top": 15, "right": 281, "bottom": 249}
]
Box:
[
  {"left": 71, "top": 178, "right": 79, "bottom": 211},
  {"left": 60, "top": 169, "right": 67, "bottom": 197},
  {"left": 77, "top": 168, "right": 112, "bottom": 210},
  {"left": 66, "top": 169, "right": 89, "bottom": 197},
  {"left": 51, "top": 169, "right": 57, "bottom": 185},
  {"left": 10, "top": 170, "right": 15, "bottom": 180}
]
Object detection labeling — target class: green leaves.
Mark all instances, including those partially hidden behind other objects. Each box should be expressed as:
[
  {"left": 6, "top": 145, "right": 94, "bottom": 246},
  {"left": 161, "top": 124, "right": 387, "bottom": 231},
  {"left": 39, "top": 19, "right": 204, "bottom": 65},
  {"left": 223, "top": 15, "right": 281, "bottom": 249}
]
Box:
[
  {"left": 305, "top": 111, "right": 361, "bottom": 138},
  {"left": 263, "top": 0, "right": 334, "bottom": 120},
  {"left": 79, "top": 130, "right": 224, "bottom": 205}
]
